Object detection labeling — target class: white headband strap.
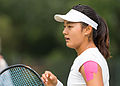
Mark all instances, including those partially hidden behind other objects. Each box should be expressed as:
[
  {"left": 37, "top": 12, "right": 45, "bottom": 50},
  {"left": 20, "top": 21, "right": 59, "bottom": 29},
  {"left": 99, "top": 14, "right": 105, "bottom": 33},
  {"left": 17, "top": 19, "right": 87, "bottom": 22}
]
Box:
[{"left": 54, "top": 9, "right": 98, "bottom": 30}]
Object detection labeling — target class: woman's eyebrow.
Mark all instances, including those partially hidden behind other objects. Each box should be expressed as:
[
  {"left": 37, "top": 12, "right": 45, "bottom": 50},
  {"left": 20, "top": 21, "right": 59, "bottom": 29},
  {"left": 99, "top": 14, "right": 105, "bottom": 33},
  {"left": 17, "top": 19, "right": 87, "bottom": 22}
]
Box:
[{"left": 66, "top": 21, "right": 75, "bottom": 24}]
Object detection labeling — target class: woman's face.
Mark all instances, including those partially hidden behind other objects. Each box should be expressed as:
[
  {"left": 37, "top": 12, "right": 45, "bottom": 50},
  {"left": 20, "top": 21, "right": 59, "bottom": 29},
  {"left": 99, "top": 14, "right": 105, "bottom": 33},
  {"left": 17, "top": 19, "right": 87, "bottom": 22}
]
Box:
[{"left": 63, "top": 21, "right": 86, "bottom": 49}]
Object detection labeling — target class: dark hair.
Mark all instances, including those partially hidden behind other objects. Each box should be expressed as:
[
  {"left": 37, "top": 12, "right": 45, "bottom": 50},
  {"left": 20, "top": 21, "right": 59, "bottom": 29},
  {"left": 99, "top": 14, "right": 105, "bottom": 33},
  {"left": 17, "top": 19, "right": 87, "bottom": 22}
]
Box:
[{"left": 72, "top": 4, "right": 110, "bottom": 59}]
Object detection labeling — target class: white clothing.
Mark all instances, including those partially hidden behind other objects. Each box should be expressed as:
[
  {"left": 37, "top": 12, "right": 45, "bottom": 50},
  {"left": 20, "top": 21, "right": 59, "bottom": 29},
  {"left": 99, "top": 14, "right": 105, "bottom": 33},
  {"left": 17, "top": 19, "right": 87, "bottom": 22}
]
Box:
[
  {"left": 67, "top": 47, "right": 109, "bottom": 86},
  {"left": 0, "top": 56, "right": 13, "bottom": 86},
  {"left": 0, "top": 56, "right": 8, "bottom": 72}
]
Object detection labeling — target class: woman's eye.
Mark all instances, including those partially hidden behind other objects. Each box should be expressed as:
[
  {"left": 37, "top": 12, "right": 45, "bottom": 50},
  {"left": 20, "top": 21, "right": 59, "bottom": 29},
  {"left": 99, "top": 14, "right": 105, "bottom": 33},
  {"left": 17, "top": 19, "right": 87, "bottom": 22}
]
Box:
[
  {"left": 64, "top": 26, "right": 66, "bottom": 28},
  {"left": 63, "top": 25, "right": 73, "bottom": 29},
  {"left": 68, "top": 26, "right": 73, "bottom": 28}
]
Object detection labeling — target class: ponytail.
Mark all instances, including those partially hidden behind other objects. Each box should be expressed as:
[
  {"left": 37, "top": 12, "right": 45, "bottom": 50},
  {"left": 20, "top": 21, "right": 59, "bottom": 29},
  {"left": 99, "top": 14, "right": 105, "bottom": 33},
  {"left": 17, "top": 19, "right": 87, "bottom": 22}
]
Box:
[{"left": 93, "top": 16, "right": 110, "bottom": 59}]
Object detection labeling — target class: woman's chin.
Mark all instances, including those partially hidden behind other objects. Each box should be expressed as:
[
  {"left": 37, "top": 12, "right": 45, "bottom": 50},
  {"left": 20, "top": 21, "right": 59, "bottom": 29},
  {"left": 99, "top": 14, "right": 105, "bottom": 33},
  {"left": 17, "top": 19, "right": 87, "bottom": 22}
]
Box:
[{"left": 66, "top": 43, "right": 74, "bottom": 49}]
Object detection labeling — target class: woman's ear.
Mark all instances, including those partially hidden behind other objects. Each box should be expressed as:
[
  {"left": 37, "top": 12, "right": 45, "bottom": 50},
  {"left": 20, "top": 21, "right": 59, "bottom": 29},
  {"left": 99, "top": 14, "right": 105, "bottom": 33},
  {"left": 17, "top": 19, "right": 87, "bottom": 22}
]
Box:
[{"left": 84, "top": 25, "right": 93, "bottom": 36}]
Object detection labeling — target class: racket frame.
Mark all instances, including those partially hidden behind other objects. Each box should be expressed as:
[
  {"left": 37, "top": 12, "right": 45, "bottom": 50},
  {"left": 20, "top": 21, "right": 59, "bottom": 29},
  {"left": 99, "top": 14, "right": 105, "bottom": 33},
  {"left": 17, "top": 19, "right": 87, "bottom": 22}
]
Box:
[{"left": 0, "top": 64, "right": 44, "bottom": 86}]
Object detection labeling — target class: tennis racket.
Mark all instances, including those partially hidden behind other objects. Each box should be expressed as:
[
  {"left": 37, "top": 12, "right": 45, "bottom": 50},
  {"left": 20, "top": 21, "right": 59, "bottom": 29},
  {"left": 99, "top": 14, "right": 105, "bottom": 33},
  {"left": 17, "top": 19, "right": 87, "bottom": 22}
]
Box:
[{"left": 0, "top": 64, "right": 44, "bottom": 86}]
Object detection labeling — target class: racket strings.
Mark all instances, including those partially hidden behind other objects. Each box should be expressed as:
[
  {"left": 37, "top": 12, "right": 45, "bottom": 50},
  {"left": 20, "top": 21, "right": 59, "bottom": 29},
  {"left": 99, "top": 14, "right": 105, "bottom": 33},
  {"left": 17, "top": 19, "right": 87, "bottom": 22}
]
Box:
[
  {"left": 0, "top": 70, "right": 14, "bottom": 86},
  {"left": 0, "top": 66, "right": 43, "bottom": 86}
]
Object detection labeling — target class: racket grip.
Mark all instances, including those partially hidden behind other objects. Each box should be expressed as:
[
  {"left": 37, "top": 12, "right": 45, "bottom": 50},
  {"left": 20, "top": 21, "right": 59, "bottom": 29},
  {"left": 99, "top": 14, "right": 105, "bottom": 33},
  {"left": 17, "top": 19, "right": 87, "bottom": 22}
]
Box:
[{"left": 56, "top": 79, "right": 63, "bottom": 86}]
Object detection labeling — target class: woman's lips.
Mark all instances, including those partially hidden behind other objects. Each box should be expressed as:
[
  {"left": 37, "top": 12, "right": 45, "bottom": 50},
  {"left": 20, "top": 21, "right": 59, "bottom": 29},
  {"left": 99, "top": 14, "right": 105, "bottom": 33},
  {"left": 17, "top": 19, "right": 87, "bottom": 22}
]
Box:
[{"left": 65, "top": 37, "right": 70, "bottom": 42}]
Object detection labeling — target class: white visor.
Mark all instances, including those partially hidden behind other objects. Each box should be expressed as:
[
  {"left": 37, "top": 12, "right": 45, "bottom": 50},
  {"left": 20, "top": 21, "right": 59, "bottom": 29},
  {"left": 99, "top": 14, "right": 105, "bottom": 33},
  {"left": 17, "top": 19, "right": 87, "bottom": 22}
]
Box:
[{"left": 54, "top": 9, "right": 98, "bottom": 30}]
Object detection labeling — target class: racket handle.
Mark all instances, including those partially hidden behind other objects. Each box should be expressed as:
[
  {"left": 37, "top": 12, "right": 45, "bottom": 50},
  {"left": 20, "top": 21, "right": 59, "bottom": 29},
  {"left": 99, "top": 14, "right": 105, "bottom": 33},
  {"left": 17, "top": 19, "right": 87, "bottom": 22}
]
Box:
[{"left": 56, "top": 79, "right": 63, "bottom": 86}]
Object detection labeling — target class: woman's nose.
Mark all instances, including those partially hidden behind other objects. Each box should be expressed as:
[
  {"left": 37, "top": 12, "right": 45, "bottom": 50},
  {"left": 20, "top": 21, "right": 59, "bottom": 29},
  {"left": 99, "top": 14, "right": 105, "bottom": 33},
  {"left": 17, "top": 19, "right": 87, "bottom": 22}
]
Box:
[{"left": 63, "top": 28, "right": 68, "bottom": 35}]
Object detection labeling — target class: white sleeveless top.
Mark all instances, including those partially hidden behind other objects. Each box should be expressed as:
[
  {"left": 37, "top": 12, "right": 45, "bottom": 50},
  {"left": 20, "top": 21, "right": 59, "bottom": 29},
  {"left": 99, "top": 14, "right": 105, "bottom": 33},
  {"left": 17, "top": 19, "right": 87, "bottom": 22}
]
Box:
[{"left": 67, "top": 47, "right": 109, "bottom": 86}]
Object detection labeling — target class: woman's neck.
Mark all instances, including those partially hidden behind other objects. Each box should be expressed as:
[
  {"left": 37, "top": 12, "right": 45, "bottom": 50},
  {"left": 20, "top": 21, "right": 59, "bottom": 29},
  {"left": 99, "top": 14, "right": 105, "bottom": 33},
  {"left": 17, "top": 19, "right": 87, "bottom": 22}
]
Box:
[{"left": 75, "top": 41, "right": 96, "bottom": 56}]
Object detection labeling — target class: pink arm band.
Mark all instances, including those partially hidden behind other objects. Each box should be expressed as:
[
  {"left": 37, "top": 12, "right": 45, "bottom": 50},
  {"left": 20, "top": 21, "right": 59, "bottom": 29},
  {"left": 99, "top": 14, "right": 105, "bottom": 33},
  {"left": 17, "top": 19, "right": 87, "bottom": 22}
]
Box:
[{"left": 83, "top": 61, "right": 98, "bottom": 81}]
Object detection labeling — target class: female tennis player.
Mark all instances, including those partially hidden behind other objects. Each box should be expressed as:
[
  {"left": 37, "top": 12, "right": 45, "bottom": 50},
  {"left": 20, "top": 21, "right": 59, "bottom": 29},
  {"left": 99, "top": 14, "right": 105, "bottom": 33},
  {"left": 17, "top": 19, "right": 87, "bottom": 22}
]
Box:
[{"left": 41, "top": 4, "right": 110, "bottom": 86}]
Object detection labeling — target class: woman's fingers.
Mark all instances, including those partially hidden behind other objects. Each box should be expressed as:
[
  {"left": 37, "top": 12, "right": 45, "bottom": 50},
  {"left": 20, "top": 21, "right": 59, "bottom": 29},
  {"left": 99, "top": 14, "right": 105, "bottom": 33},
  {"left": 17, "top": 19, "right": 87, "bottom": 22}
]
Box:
[
  {"left": 41, "top": 71, "right": 58, "bottom": 86},
  {"left": 45, "top": 71, "right": 55, "bottom": 80},
  {"left": 42, "top": 74, "right": 48, "bottom": 82},
  {"left": 41, "top": 77, "right": 45, "bottom": 83}
]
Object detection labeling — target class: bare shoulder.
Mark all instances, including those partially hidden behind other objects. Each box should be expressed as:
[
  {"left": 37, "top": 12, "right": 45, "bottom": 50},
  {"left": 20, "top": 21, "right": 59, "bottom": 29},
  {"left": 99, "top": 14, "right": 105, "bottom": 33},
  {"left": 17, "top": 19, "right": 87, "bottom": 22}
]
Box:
[{"left": 79, "top": 61, "right": 104, "bottom": 86}]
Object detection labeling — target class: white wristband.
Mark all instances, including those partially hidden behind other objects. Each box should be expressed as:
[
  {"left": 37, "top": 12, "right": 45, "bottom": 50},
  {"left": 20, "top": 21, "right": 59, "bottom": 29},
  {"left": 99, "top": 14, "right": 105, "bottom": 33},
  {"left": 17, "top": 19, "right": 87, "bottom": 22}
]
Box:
[{"left": 56, "top": 79, "right": 63, "bottom": 86}]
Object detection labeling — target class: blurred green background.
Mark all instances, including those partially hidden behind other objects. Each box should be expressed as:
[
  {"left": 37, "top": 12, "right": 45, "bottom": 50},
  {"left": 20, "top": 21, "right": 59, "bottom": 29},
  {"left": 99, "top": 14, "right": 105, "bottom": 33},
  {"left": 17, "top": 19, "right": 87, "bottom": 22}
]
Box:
[{"left": 0, "top": 0, "right": 120, "bottom": 86}]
